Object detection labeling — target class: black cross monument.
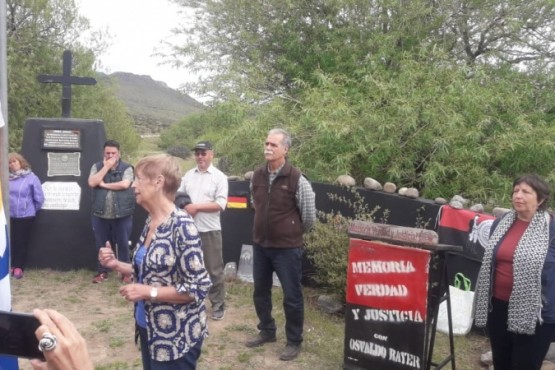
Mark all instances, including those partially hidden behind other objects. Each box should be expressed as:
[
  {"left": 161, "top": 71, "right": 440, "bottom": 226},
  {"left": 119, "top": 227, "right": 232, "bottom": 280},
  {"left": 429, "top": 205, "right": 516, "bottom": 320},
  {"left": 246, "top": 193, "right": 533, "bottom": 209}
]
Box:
[
  {"left": 20, "top": 50, "right": 109, "bottom": 270},
  {"left": 37, "top": 50, "right": 97, "bottom": 118}
]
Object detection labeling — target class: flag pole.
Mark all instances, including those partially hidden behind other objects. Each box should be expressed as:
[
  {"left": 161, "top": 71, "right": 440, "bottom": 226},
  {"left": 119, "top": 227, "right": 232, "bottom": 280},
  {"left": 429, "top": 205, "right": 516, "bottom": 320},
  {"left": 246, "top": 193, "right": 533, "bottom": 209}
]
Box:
[
  {"left": 0, "top": 0, "right": 8, "bottom": 208},
  {"left": 0, "top": 8, "right": 18, "bottom": 370}
]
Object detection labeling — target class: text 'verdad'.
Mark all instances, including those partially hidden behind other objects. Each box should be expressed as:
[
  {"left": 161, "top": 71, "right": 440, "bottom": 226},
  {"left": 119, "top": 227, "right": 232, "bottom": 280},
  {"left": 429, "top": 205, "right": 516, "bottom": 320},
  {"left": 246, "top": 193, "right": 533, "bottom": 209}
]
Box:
[{"left": 355, "top": 284, "right": 408, "bottom": 297}]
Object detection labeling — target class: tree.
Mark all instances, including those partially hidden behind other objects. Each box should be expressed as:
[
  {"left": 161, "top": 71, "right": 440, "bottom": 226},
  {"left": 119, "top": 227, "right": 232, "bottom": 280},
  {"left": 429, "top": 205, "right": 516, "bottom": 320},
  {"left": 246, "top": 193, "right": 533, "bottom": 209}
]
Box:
[
  {"left": 168, "top": 0, "right": 370, "bottom": 101},
  {"left": 433, "top": 0, "right": 555, "bottom": 68},
  {"left": 169, "top": 0, "right": 555, "bottom": 100},
  {"left": 6, "top": 0, "right": 139, "bottom": 154},
  {"left": 164, "top": 0, "right": 555, "bottom": 206}
]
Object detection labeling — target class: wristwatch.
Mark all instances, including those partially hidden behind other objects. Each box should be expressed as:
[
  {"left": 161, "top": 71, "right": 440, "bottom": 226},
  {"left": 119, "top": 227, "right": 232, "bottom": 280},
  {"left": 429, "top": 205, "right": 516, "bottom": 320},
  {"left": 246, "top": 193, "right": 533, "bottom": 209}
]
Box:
[{"left": 150, "top": 287, "right": 159, "bottom": 302}]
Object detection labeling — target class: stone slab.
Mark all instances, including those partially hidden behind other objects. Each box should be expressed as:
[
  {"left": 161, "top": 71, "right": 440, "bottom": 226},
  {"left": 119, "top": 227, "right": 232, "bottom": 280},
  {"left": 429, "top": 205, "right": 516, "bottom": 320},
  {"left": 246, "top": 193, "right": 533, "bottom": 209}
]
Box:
[{"left": 348, "top": 220, "right": 438, "bottom": 248}]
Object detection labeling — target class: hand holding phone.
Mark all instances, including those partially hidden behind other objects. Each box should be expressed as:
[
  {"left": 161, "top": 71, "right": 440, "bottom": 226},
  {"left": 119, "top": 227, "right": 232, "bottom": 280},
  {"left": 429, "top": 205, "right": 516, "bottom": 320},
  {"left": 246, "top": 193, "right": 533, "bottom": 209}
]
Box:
[
  {"left": 0, "top": 309, "right": 94, "bottom": 369},
  {"left": 0, "top": 311, "right": 44, "bottom": 360},
  {"left": 30, "top": 309, "right": 94, "bottom": 370}
]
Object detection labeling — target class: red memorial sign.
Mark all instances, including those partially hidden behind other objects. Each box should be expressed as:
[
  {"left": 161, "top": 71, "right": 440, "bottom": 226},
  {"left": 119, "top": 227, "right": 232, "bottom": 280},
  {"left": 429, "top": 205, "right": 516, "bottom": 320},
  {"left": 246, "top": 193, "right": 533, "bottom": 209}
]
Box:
[{"left": 344, "top": 238, "right": 431, "bottom": 370}]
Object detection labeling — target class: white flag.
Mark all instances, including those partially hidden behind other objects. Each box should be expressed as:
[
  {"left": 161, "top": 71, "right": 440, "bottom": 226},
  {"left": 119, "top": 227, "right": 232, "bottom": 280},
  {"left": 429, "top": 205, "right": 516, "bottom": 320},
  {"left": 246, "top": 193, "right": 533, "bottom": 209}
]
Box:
[{"left": 0, "top": 101, "right": 4, "bottom": 127}]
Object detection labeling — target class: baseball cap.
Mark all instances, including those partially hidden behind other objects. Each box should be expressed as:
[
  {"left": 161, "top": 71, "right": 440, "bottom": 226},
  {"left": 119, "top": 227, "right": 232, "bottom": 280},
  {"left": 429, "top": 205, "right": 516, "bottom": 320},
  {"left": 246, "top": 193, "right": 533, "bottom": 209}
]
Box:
[{"left": 193, "top": 141, "right": 213, "bottom": 151}]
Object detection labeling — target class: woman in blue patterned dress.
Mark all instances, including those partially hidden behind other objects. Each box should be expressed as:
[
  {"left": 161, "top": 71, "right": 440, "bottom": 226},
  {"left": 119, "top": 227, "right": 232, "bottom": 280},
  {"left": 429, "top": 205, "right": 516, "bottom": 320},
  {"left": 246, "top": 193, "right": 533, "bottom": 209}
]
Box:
[{"left": 99, "top": 154, "right": 211, "bottom": 370}]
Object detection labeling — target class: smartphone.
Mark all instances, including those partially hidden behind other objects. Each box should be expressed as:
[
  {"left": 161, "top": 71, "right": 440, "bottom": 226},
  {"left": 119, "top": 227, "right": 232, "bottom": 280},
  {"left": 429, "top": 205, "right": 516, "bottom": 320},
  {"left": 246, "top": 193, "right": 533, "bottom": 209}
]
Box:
[{"left": 0, "top": 311, "right": 45, "bottom": 360}]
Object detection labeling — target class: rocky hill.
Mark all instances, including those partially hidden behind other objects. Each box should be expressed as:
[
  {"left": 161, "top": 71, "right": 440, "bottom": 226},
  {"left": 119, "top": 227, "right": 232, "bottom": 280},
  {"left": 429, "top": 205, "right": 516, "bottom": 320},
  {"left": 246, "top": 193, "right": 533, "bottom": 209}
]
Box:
[{"left": 99, "top": 72, "right": 204, "bottom": 134}]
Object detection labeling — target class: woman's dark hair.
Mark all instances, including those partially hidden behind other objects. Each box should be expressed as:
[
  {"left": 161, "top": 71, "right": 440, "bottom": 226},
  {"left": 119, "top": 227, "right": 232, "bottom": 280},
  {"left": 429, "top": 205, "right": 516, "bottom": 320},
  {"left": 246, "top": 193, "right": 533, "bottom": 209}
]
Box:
[{"left": 513, "top": 174, "right": 551, "bottom": 211}]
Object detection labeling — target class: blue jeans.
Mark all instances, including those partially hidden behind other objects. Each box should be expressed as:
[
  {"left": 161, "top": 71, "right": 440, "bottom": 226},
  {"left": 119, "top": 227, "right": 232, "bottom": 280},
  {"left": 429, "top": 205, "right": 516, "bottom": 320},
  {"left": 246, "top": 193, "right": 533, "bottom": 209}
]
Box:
[
  {"left": 138, "top": 325, "right": 203, "bottom": 370},
  {"left": 92, "top": 215, "right": 133, "bottom": 272},
  {"left": 252, "top": 245, "right": 304, "bottom": 345}
]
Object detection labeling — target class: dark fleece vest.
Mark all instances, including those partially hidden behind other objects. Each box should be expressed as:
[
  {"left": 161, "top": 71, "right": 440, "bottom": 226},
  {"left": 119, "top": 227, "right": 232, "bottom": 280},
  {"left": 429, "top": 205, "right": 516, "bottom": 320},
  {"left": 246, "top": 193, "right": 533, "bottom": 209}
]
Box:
[
  {"left": 252, "top": 161, "right": 303, "bottom": 248},
  {"left": 91, "top": 161, "right": 135, "bottom": 218}
]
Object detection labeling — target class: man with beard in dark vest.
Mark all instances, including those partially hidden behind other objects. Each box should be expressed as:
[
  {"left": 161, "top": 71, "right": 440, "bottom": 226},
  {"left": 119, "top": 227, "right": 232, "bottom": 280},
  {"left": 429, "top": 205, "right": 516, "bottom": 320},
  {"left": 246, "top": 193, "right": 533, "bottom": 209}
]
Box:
[
  {"left": 245, "top": 128, "right": 316, "bottom": 361},
  {"left": 88, "top": 140, "right": 135, "bottom": 284}
]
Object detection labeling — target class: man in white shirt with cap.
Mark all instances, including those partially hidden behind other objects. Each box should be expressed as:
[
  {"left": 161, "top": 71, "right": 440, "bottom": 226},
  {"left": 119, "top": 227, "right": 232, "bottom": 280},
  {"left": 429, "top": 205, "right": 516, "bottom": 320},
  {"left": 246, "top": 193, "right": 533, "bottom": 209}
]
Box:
[{"left": 179, "top": 141, "right": 228, "bottom": 320}]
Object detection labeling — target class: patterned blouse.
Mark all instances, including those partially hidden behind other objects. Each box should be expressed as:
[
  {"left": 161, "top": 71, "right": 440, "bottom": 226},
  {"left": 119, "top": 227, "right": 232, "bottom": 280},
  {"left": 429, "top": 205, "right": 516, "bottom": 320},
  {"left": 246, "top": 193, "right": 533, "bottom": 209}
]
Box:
[{"left": 133, "top": 208, "right": 212, "bottom": 361}]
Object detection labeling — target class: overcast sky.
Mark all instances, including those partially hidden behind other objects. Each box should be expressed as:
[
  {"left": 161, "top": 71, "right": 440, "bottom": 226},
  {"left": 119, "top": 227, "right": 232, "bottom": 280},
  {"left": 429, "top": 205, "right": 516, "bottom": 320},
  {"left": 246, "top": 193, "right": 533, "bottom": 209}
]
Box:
[{"left": 77, "top": 0, "right": 193, "bottom": 90}]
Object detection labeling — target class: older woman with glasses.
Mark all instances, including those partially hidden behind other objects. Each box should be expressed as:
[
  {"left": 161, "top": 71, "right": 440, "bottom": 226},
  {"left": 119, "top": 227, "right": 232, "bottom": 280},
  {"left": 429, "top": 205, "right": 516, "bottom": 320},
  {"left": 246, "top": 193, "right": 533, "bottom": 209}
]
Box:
[{"left": 98, "top": 154, "right": 211, "bottom": 370}]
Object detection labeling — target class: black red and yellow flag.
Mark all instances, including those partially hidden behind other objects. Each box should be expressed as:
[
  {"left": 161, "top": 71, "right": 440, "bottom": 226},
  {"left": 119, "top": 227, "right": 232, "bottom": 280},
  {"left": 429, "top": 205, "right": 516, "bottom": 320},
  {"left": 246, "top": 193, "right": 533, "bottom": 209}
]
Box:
[{"left": 228, "top": 196, "right": 248, "bottom": 209}]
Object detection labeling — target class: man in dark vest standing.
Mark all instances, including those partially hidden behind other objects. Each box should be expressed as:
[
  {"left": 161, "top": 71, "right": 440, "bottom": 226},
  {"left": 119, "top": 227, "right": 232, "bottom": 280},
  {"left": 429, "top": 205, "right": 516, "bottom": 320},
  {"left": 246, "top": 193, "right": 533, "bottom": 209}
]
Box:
[
  {"left": 88, "top": 140, "right": 135, "bottom": 283},
  {"left": 245, "top": 128, "right": 316, "bottom": 361}
]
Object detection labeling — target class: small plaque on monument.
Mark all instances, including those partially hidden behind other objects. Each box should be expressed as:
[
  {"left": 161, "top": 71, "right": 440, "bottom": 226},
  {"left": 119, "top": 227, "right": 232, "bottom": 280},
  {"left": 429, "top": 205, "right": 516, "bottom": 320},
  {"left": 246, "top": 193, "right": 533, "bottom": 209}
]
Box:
[
  {"left": 237, "top": 244, "right": 281, "bottom": 286},
  {"left": 47, "top": 152, "right": 81, "bottom": 177},
  {"left": 42, "top": 181, "right": 81, "bottom": 210},
  {"left": 42, "top": 129, "right": 81, "bottom": 150}
]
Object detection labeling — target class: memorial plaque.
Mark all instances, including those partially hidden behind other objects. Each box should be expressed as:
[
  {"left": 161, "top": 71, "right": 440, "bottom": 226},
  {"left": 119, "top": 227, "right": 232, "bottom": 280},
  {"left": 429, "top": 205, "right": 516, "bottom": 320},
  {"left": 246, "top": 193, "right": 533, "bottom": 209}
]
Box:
[
  {"left": 237, "top": 244, "right": 281, "bottom": 286},
  {"left": 22, "top": 118, "right": 107, "bottom": 270},
  {"left": 41, "top": 182, "right": 81, "bottom": 211},
  {"left": 344, "top": 239, "right": 430, "bottom": 370},
  {"left": 42, "top": 129, "right": 81, "bottom": 150},
  {"left": 237, "top": 244, "right": 254, "bottom": 283},
  {"left": 47, "top": 152, "right": 81, "bottom": 177}
]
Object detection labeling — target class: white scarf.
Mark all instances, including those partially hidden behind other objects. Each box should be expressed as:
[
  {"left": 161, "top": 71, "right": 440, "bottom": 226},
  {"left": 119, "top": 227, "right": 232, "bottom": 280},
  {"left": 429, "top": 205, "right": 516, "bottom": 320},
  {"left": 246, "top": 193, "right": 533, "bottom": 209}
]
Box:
[
  {"left": 474, "top": 210, "right": 550, "bottom": 334},
  {"left": 9, "top": 168, "right": 31, "bottom": 180}
]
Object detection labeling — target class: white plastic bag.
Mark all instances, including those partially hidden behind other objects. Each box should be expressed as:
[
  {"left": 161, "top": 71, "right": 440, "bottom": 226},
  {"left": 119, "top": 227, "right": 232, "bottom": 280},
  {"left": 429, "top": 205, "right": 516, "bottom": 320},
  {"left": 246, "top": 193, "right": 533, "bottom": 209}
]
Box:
[{"left": 436, "top": 273, "right": 475, "bottom": 336}]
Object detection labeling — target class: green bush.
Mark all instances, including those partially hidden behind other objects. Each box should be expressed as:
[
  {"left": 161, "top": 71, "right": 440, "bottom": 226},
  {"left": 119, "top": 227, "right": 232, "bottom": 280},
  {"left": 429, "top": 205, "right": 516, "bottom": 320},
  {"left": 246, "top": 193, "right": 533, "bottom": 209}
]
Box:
[
  {"left": 304, "top": 188, "right": 381, "bottom": 299},
  {"left": 166, "top": 145, "right": 190, "bottom": 160}
]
